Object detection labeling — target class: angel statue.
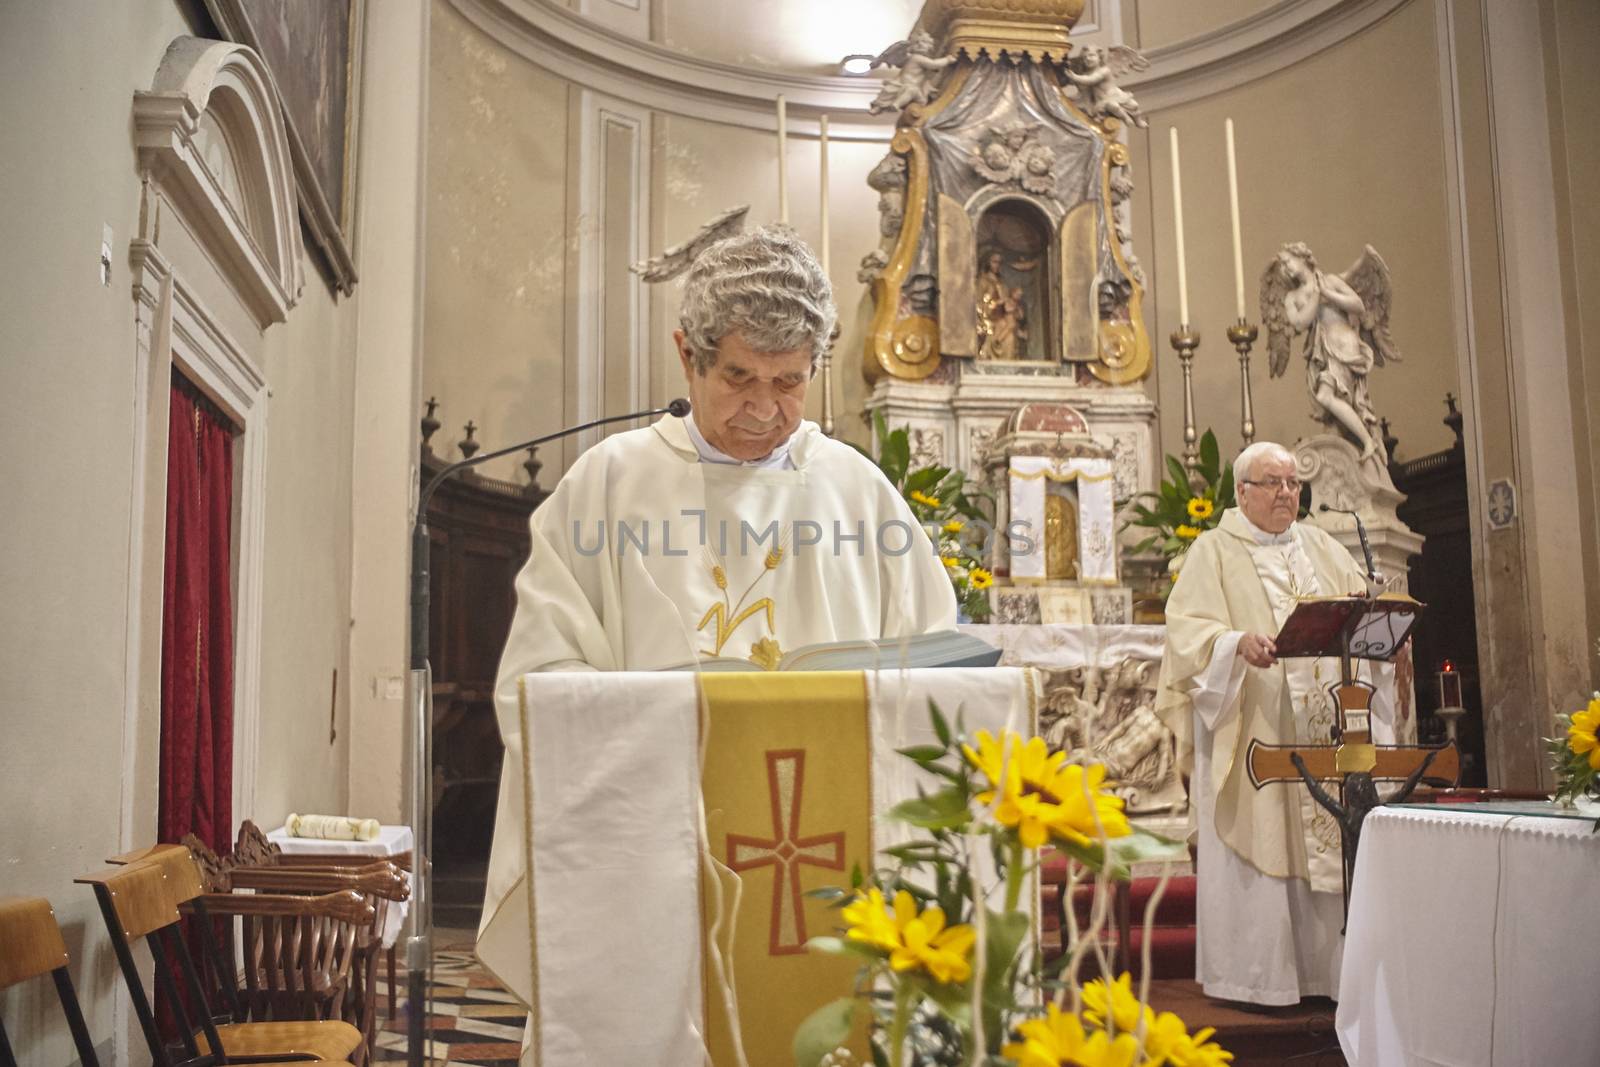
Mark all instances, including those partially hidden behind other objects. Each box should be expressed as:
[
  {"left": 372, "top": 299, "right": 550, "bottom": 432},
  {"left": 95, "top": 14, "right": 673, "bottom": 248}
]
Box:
[
  {"left": 868, "top": 31, "right": 957, "bottom": 115},
  {"left": 1063, "top": 45, "right": 1150, "bottom": 129},
  {"left": 629, "top": 205, "right": 749, "bottom": 282},
  {"left": 1261, "top": 243, "right": 1402, "bottom": 463}
]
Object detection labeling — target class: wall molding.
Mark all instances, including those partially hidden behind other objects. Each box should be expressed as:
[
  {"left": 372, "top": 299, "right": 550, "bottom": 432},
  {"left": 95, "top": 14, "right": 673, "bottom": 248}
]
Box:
[{"left": 452, "top": 0, "right": 1410, "bottom": 136}]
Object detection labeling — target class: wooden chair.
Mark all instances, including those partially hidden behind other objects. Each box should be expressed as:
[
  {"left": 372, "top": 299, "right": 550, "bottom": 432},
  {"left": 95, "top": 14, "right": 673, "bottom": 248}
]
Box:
[
  {"left": 185, "top": 831, "right": 408, "bottom": 1057},
  {"left": 76, "top": 861, "right": 366, "bottom": 1067},
  {"left": 0, "top": 897, "right": 99, "bottom": 1067}
]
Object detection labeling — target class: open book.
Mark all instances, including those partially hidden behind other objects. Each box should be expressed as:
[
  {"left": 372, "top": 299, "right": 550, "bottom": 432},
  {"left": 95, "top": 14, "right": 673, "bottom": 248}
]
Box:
[
  {"left": 1272, "top": 592, "right": 1424, "bottom": 661},
  {"left": 664, "top": 630, "right": 1004, "bottom": 672}
]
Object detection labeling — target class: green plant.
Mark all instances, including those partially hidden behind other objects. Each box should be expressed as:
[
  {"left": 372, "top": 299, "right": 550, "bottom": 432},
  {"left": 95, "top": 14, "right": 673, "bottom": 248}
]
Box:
[
  {"left": 861, "top": 412, "right": 995, "bottom": 622},
  {"left": 1123, "top": 429, "right": 1234, "bottom": 564}
]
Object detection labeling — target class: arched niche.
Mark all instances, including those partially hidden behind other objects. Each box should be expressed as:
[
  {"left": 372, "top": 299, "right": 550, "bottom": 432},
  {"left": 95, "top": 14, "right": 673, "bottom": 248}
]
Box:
[
  {"left": 972, "top": 194, "right": 1058, "bottom": 363},
  {"left": 133, "top": 37, "right": 304, "bottom": 328}
]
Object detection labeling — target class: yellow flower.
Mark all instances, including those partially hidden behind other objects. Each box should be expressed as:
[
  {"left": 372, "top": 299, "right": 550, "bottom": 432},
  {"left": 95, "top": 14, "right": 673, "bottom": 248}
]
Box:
[
  {"left": 1568, "top": 696, "right": 1600, "bottom": 771},
  {"left": 1139, "top": 1010, "right": 1233, "bottom": 1067},
  {"left": 970, "top": 568, "right": 994, "bottom": 590},
  {"left": 962, "top": 732, "right": 1131, "bottom": 850},
  {"left": 748, "top": 636, "right": 784, "bottom": 670},
  {"left": 910, "top": 490, "right": 942, "bottom": 508},
  {"left": 941, "top": 555, "right": 960, "bottom": 569},
  {"left": 1186, "top": 497, "right": 1214, "bottom": 521},
  {"left": 1002, "top": 1004, "right": 1142, "bottom": 1067},
  {"left": 840, "top": 888, "right": 974, "bottom": 985},
  {"left": 1080, "top": 973, "right": 1150, "bottom": 1036},
  {"left": 944, "top": 520, "right": 965, "bottom": 534},
  {"left": 1175, "top": 525, "right": 1201, "bottom": 541}
]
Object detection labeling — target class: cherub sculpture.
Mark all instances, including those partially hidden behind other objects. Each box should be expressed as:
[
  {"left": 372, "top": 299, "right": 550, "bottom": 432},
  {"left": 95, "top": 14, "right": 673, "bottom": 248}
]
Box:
[
  {"left": 868, "top": 31, "right": 957, "bottom": 115},
  {"left": 630, "top": 205, "right": 749, "bottom": 282},
  {"left": 1261, "top": 243, "right": 1402, "bottom": 463},
  {"left": 1063, "top": 45, "right": 1150, "bottom": 129},
  {"left": 971, "top": 121, "right": 1056, "bottom": 194}
]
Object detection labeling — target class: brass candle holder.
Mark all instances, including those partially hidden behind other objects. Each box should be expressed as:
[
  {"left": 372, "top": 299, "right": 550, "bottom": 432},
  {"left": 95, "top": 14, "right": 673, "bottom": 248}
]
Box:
[
  {"left": 1170, "top": 324, "right": 1202, "bottom": 488},
  {"left": 1227, "top": 318, "right": 1260, "bottom": 445},
  {"left": 820, "top": 322, "right": 841, "bottom": 437}
]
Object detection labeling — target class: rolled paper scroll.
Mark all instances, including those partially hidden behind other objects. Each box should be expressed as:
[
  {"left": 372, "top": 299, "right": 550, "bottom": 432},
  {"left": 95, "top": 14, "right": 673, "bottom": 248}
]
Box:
[{"left": 286, "top": 813, "right": 381, "bottom": 841}]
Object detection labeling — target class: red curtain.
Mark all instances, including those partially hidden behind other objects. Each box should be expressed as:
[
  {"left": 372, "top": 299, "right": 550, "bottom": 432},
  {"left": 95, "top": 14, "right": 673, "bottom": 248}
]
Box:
[{"left": 159, "top": 374, "right": 236, "bottom": 853}]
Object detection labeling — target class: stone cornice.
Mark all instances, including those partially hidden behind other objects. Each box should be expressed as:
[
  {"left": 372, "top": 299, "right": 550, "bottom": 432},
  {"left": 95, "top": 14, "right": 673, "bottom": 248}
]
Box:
[{"left": 451, "top": 0, "right": 1416, "bottom": 133}]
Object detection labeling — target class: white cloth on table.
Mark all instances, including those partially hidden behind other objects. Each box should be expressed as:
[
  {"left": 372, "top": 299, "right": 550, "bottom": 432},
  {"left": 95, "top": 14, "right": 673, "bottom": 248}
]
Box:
[
  {"left": 1337, "top": 806, "right": 1600, "bottom": 1067},
  {"left": 267, "top": 823, "right": 413, "bottom": 948},
  {"left": 481, "top": 667, "right": 1037, "bottom": 1066}
]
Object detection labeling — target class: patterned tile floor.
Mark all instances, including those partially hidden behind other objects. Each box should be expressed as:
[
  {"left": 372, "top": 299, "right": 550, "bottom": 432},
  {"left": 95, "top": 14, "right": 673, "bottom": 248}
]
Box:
[{"left": 373, "top": 929, "right": 527, "bottom": 1067}]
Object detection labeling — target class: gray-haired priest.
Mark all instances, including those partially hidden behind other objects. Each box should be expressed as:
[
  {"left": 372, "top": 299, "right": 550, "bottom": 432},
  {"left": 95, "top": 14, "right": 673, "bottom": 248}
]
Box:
[
  {"left": 1155, "top": 441, "right": 1396, "bottom": 1007},
  {"left": 477, "top": 227, "right": 957, "bottom": 998}
]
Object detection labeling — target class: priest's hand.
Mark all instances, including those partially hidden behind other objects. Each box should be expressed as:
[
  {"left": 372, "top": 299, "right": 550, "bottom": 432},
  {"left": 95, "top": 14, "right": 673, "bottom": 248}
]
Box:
[{"left": 1238, "top": 632, "right": 1278, "bottom": 668}]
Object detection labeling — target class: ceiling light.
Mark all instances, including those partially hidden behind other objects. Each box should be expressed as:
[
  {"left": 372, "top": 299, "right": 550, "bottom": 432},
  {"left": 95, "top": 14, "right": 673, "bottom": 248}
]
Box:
[{"left": 840, "top": 54, "right": 874, "bottom": 76}]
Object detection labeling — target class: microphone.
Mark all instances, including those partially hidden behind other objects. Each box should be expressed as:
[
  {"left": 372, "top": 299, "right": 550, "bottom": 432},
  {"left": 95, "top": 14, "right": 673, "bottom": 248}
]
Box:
[
  {"left": 1319, "top": 503, "right": 1379, "bottom": 589},
  {"left": 402, "top": 396, "right": 688, "bottom": 1067}
]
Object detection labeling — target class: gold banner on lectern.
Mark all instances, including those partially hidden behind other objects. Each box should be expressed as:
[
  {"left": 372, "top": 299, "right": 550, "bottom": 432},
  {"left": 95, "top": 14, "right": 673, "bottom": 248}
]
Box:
[{"left": 699, "top": 671, "right": 874, "bottom": 1066}]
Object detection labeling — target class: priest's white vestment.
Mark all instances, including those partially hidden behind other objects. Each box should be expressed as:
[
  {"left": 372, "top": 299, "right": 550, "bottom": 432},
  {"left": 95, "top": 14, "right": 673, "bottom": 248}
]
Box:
[
  {"left": 477, "top": 414, "right": 957, "bottom": 1000},
  {"left": 1156, "top": 507, "right": 1394, "bottom": 1005}
]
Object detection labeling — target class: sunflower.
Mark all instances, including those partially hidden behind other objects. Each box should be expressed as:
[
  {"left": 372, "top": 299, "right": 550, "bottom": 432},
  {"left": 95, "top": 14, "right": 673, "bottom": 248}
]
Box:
[
  {"left": 1141, "top": 1010, "right": 1234, "bottom": 1067},
  {"left": 1568, "top": 696, "right": 1600, "bottom": 771},
  {"left": 969, "top": 567, "right": 994, "bottom": 590},
  {"left": 962, "top": 732, "right": 1131, "bottom": 849},
  {"left": 910, "top": 490, "right": 942, "bottom": 508},
  {"left": 1186, "top": 497, "right": 1215, "bottom": 521},
  {"left": 841, "top": 888, "right": 974, "bottom": 985},
  {"left": 1175, "top": 525, "right": 1201, "bottom": 541},
  {"left": 1050, "top": 763, "right": 1132, "bottom": 847},
  {"left": 944, "top": 519, "right": 965, "bottom": 534},
  {"left": 941, "top": 555, "right": 960, "bottom": 569},
  {"left": 1080, "top": 973, "right": 1149, "bottom": 1036},
  {"left": 1001, "top": 1004, "right": 1142, "bottom": 1067}
]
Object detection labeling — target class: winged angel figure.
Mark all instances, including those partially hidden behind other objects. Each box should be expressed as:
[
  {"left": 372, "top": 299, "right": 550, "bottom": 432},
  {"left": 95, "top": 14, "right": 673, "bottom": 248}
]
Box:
[
  {"left": 868, "top": 31, "right": 957, "bottom": 115},
  {"left": 1261, "top": 243, "right": 1402, "bottom": 462},
  {"left": 1063, "top": 45, "right": 1150, "bottom": 129},
  {"left": 629, "top": 205, "right": 750, "bottom": 283}
]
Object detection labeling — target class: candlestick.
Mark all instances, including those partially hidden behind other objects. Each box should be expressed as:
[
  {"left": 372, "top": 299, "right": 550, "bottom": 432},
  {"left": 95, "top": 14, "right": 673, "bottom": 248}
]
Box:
[
  {"left": 776, "top": 94, "right": 788, "bottom": 225},
  {"left": 1225, "top": 118, "right": 1246, "bottom": 321},
  {"left": 1170, "top": 325, "right": 1202, "bottom": 486},
  {"left": 819, "top": 114, "right": 830, "bottom": 276},
  {"left": 1169, "top": 126, "right": 1190, "bottom": 328},
  {"left": 1227, "top": 319, "right": 1259, "bottom": 445},
  {"left": 821, "top": 322, "right": 839, "bottom": 438}
]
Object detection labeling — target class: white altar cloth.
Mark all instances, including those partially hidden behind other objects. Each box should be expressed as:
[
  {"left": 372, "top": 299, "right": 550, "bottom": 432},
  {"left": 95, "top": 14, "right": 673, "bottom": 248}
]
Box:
[
  {"left": 267, "top": 823, "right": 413, "bottom": 948},
  {"left": 1336, "top": 804, "right": 1600, "bottom": 1066}
]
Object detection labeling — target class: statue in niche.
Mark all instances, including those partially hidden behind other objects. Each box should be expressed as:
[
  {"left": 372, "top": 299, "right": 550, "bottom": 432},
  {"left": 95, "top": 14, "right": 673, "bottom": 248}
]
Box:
[
  {"left": 1044, "top": 491, "right": 1079, "bottom": 580},
  {"left": 976, "top": 249, "right": 1028, "bottom": 360},
  {"left": 868, "top": 31, "right": 958, "bottom": 115},
  {"left": 1261, "top": 243, "right": 1402, "bottom": 464},
  {"left": 1063, "top": 45, "right": 1151, "bottom": 130}
]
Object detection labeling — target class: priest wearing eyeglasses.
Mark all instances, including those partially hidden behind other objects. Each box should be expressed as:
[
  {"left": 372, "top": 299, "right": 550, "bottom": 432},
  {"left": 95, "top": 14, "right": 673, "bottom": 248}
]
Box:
[{"left": 1156, "top": 441, "right": 1396, "bottom": 1007}]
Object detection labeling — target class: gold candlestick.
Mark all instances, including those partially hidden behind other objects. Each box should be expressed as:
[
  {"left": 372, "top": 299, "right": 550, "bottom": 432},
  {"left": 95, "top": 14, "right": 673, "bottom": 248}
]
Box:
[
  {"left": 1227, "top": 318, "right": 1259, "bottom": 445},
  {"left": 820, "top": 322, "right": 840, "bottom": 436},
  {"left": 1171, "top": 324, "right": 1202, "bottom": 489}
]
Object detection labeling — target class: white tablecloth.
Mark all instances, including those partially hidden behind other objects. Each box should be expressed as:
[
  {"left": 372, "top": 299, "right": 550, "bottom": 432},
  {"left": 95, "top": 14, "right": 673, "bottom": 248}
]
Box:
[
  {"left": 1337, "top": 805, "right": 1600, "bottom": 1066},
  {"left": 267, "top": 823, "right": 413, "bottom": 947}
]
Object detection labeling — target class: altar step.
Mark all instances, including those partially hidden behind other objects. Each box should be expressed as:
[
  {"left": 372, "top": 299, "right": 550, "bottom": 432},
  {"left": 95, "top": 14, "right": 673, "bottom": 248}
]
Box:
[
  {"left": 1041, "top": 852, "right": 1199, "bottom": 980},
  {"left": 1144, "top": 979, "right": 1346, "bottom": 1066}
]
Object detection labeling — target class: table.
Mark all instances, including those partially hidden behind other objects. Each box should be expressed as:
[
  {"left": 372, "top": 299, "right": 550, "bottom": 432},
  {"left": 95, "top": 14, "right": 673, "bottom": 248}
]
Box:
[{"left": 1336, "top": 804, "right": 1600, "bottom": 1066}]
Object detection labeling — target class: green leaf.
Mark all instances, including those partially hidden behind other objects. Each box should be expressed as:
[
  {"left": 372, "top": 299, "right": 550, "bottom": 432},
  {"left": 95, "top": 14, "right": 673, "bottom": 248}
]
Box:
[
  {"left": 792, "top": 997, "right": 859, "bottom": 1067},
  {"left": 1107, "top": 827, "right": 1189, "bottom": 868},
  {"left": 805, "top": 886, "right": 851, "bottom": 902},
  {"left": 1199, "top": 430, "right": 1220, "bottom": 483},
  {"left": 1217, "top": 465, "right": 1235, "bottom": 508},
  {"left": 1166, "top": 455, "right": 1191, "bottom": 495},
  {"left": 850, "top": 861, "right": 865, "bottom": 889},
  {"left": 881, "top": 429, "right": 911, "bottom": 488},
  {"left": 872, "top": 409, "right": 889, "bottom": 450},
  {"left": 930, "top": 701, "right": 953, "bottom": 747},
  {"left": 904, "top": 466, "right": 946, "bottom": 494},
  {"left": 804, "top": 936, "right": 883, "bottom": 963},
  {"left": 888, "top": 787, "right": 973, "bottom": 830},
  {"left": 896, "top": 744, "right": 949, "bottom": 763}
]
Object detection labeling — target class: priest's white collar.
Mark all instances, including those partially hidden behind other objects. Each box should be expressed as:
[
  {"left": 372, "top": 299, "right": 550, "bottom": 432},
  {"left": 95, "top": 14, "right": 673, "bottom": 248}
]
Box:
[
  {"left": 1232, "top": 507, "right": 1297, "bottom": 547},
  {"left": 654, "top": 413, "right": 815, "bottom": 470}
]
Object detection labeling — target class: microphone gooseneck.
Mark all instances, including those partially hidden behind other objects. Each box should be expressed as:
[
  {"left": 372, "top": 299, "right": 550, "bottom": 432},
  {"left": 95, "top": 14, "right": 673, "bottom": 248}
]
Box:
[{"left": 1319, "top": 503, "right": 1378, "bottom": 587}]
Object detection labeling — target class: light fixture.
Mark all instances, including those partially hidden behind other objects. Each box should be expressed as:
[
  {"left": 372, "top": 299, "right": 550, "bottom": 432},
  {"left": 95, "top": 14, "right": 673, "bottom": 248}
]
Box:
[{"left": 840, "top": 54, "right": 874, "bottom": 76}]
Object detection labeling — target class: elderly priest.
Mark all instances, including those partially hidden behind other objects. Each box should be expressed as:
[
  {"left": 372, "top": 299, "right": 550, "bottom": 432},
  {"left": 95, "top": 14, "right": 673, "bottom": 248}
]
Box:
[
  {"left": 477, "top": 227, "right": 958, "bottom": 1001},
  {"left": 1156, "top": 441, "right": 1395, "bottom": 1007}
]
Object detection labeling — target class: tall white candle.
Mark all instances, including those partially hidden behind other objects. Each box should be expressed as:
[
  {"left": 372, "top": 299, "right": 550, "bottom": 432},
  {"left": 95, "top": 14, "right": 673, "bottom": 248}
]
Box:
[
  {"left": 1225, "top": 118, "right": 1245, "bottom": 320},
  {"left": 819, "top": 114, "right": 830, "bottom": 276},
  {"left": 776, "top": 94, "right": 789, "bottom": 224},
  {"left": 1169, "top": 126, "right": 1190, "bottom": 326}
]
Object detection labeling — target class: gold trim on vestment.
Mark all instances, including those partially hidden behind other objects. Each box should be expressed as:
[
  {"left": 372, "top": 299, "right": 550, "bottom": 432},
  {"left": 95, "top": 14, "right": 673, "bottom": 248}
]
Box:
[{"left": 517, "top": 675, "right": 542, "bottom": 1055}]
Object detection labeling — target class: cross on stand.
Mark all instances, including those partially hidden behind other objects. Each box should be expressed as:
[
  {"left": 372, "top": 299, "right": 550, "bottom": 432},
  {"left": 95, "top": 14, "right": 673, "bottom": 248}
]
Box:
[
  {"left": 1245, "top": 593, "right": 1461, "bottom": 925},
  {"left": 726, "top": 749, "right": 847, "bottom": 955}
]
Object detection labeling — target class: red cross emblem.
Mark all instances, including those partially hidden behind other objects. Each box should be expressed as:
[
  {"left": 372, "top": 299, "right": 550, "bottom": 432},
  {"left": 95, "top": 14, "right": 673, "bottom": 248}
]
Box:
[{"left": 725, "top": 749, "right": 846, "bottom": 955}]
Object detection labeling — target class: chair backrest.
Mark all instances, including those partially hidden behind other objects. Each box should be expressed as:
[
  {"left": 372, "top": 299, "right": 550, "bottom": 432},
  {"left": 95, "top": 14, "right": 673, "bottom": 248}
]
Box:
[
  {"left": 76, "top": 864, "right": 222, "bottom": 1067},
  {"left": 108, "top": 844, "right": 207, "bottom": 904},
  {"left": 0, "top": 897, "right": 100, "bottom": 1067}
]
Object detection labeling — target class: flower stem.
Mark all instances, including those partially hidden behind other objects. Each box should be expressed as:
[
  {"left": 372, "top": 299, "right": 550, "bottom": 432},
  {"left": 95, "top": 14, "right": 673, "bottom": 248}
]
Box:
[
  {"left": 888, "top": 983, "right": 913, "bottom": 1067},
  {"left": 1003, "top": 838, "right": 1024, "bottom": 914}
]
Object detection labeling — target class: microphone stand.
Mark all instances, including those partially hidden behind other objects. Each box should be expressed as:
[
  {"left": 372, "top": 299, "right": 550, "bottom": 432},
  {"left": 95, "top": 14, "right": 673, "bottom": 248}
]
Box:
[
  {"left": 405, "top": 399, "right": 689, "bottom": 1067},
  {"left": 1319, "top": 503, "right": 1379, "bottom": 588}
]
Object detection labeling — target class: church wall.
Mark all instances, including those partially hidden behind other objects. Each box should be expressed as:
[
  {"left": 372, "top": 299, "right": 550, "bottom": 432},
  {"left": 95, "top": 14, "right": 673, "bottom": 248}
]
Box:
[
  {"left": 1130, "top": 0, "right": 1461, "bottom": 467},
  {"left": 1130, "top": 0, "right": 1276, "bottom": 52},
  {"left": 423, "top": 0, "right": 571, "bottom": 484},
  {"left": 656, "top": 0, "right": 923, "bottom": 74}
]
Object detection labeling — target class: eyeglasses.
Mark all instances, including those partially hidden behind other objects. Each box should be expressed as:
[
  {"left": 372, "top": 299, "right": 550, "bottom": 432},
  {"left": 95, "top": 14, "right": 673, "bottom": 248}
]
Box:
[{"left": 1240, "top": 477, "right": 1303, "bottom": 495}]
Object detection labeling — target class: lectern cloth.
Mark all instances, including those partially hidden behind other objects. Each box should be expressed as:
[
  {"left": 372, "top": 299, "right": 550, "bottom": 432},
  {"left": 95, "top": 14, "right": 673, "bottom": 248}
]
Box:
[
  {"left": 1337, "top": 806, "right": 1600, "bottom": 1066},
  {"left": 475, "top": 667, "right": 1037, "bottom": 1066}
]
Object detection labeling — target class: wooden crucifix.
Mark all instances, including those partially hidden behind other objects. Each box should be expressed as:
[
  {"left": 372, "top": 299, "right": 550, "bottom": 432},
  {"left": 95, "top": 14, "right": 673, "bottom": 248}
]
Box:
[{"left": 1245, "top": 592, "right": 1461, "bottom": 922}]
